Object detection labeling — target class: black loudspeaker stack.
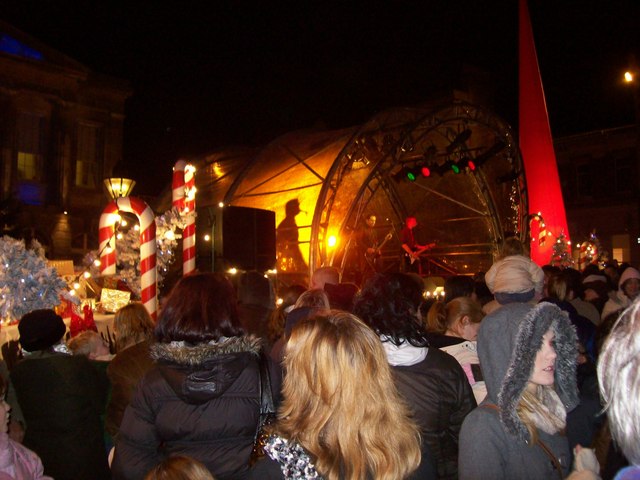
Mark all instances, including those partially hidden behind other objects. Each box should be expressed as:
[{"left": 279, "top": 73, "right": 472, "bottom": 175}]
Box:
[{"left": 204, "top": 205, "right": 276, "bottom": 272}]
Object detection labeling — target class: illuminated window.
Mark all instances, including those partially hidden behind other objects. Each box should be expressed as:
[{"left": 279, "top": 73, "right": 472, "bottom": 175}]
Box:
[
  {"left": 76, "top": 123, "right": 104, "bottom": 187},
  {"left": 16, "top": 112, "right": 44, "bottom": 181}
]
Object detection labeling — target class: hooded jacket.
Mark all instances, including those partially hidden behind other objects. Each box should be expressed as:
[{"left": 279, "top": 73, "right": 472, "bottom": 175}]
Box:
[
  {"left": 459, "top": 302, "right": 579, "bottom": 480},
  {"left": 601, "top": 267, "right": 640, "bottom": 320},
  {"left": 111, "top": 336, "right": 263, "bottom": 480}
]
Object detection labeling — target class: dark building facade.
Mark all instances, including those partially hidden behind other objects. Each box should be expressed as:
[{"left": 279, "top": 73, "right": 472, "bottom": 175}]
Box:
[
  {"left": 555, "top": 125, "right": 639, "bottom": 266},
  {"left": 0, "top": 21, "right": 130, "bottom": 260}
]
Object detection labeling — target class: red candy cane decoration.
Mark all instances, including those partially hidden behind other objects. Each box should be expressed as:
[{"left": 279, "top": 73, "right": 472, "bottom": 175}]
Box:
[
  {"left": 98, "top": 202, "right": 119, "bottom": 275},
  {"left": 99, "top": 197, "right": 157, "bottom": 319},
  {"left": 528, "top": 212, "right": 547, "bottom": 246},
  {"left": 172, "top": 160, "right": 196, "bottom": 276}
]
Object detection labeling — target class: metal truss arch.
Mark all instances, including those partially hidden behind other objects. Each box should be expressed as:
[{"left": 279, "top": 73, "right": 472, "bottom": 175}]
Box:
[{"left": 312, "top": 99, "right": 526, "bottom": 277}]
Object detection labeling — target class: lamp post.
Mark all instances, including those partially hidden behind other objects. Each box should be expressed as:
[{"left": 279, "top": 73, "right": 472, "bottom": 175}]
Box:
[
  {"left": 103, "top": 177, "right": 136, "bottom": 200},
  {"left": 623, "top": 57, "right": 640, "bottom": 264}
]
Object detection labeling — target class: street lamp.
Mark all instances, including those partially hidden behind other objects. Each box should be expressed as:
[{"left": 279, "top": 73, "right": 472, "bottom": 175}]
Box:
[
  {"left": 625, "top": 71, "right": 635, "bottom": 83},
  {"left": 103, "top": 177, "right": 136, "bottom": 200},
  {"left": 624, "top": 57, "right": 640, "bottom": 265}
]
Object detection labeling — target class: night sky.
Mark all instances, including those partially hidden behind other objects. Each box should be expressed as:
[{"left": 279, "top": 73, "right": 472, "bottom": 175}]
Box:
[{"left": 2, "top": 1, "right": 639, "bottom": 194}]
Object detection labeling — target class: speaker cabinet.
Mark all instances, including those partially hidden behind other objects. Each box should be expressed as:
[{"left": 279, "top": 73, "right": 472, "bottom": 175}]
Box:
[{"left": 207, "top": 206, "right": 276, "bottom": 272}]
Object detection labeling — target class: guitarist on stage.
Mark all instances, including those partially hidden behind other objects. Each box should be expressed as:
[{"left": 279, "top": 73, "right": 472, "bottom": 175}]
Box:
[
  {"left": 400, "top": 216, "right": 434, "bottom": 274},
  {"left": 355, "top": 214, "right": 391, "bottom": 284}
]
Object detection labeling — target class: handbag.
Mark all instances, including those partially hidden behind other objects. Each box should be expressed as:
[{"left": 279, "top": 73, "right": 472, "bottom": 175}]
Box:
[{"left": 249, "top": 350, "right": 276, "bottom": 465}]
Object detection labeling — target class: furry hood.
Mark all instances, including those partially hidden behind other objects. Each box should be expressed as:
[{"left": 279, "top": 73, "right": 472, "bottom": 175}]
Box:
[
  {"left": 151, "top": 336, "right": 262, "bottom": 404},
  {"left": 477, "top": 302, "right": 579, "bottom": 442},
  {"left": 151, "top": 335, "right": 262, "bottom": 365}
]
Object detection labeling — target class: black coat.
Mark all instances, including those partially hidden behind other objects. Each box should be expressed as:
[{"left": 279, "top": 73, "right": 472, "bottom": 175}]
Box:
[
  {"left": 112, "top": 336, "right": 263, "bottom": 480},
  {"left": 392, "top": 347, "right": 477, "bottom": 480},
  {"left": 10, "top": 351, "right": 110, "bottom": 480}
]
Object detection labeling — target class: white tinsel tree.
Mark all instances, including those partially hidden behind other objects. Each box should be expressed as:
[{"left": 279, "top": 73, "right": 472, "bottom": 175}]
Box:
[
  {"left": 84, "top": 207, "right": 189, "bottom": 298},
  {"left": 550, "top": 232, "right": 574, "bottom": 268},
  {"left": 0, "top": 236, "right": 74, "bottom": 320}
]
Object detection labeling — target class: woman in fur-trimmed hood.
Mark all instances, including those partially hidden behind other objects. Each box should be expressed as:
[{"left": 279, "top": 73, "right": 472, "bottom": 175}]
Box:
[
  {"left": 459, "top": 302, "right": 584, "bottom": 480},
  {"left": 112, "top": 273, "right": 264, "bottom": 480}
]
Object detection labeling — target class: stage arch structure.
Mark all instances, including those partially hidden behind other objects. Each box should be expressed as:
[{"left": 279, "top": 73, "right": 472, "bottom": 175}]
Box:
[{"left": 159, "top": 99, "right": 528, "bottom": 285}]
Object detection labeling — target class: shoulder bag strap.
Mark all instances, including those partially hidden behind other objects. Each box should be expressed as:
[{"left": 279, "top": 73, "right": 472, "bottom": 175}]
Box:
[
  {"left": 258, "top": 350, "right": 275, "bottom": 417},
  {"left": 480, "top": 403, "right": 500, "bottom": 412},
  {"left": 251, "top": 351, "right": 277, "bottom": 464},
  {"left": 536, "top": 439, "right": 564, "bottom": 480}
]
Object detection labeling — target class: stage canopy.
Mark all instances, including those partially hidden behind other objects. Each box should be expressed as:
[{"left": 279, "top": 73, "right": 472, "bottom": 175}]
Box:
[{"left": 159, "top": 96, "right": 528, "bottom": 284}]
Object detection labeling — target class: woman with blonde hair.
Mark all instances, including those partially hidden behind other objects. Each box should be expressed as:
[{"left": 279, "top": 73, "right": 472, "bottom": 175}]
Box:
[
  {"left": 269, "top": 288, "right": 330, "bottom": 359},
  {"left": 106, "top": 302, "right": 156, "bottom": 438},
  {"left": 485, "top": 236, "right": 544, "bottom": 305},
  {"left": 427, "top": 296, "right": 484, "bottom": 340},
  {"left": 292, "top": 288, "right": 331, "bottom": 310},
  {"left": 112, "top": 302, "right": 155, "bottom": 352},
  {"left": 459, "top": 302, "right": 600, "bottom": 480},
  {"left": 427, "top": 297, "right": 486, "bottom": 404},
  {"left": 251, "top": 311, "right": 433, "bottom": 479}
]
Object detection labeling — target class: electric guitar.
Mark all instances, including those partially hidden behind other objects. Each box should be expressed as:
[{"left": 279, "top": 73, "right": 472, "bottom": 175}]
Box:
[
  {"left": 366, "top": 230, "right": 394, "bottom": 260},
  {"left": 408, "top": 242, "right": 436, "bottom": 264}
]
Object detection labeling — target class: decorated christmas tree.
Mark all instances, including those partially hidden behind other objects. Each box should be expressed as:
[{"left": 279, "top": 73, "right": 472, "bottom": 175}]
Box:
[
  {"left": 550, "top": 232, "right": 574, "bottom": 268},
  {"left": 0, "top": 236, "right": 74, "bottom": 321}
]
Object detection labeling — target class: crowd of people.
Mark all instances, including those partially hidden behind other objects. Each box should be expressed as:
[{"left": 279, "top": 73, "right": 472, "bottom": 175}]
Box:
[{"left": 0, "top": 235, "right": 639, "bottom": 479}]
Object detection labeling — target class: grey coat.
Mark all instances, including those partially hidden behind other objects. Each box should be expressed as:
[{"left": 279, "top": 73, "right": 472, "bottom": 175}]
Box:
[{"left": 459, "top": 302, "right": 579, "bottom": 480}]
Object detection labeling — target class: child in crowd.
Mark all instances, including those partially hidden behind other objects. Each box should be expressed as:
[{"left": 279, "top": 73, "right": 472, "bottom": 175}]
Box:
[
  {"left": 0, "top": 374, "right": 53, "bottom": 479},
  {"left": 144, "top": 455, "right": 215, "bottom": 480},
  {"left": 67, "top": 330, "right": 113, "bottom": 361},
  {"left": 485, "top": 237, "right": 544, "bottom": 305}
]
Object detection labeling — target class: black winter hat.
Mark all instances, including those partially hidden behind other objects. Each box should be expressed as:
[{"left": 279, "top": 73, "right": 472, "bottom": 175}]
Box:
[{"left": 19, "top": 309, "right": 66, "bottom": 351}]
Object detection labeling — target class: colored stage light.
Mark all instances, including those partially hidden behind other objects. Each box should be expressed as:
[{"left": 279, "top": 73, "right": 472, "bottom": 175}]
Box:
[
  {"left": 421, "top": 166, "right": 431, "bottom": 177},
  {"left": 451, "top": 164, "right": 460, "bottom": 174},
  {"left": 467, "top": 160, "right": 476, "bottom": 171},
  {"left": 407, "top": 171, "right": 417, "bottom": 181}
]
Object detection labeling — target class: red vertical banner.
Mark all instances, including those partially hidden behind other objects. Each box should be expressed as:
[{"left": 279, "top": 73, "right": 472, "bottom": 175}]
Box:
[{"left": 519, "top": 0, "right": 570, "bottom": 265}]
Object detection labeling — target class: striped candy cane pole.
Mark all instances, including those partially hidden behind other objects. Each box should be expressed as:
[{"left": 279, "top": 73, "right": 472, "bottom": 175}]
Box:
[
  {"left": 172, "top": 160, "right": 196, "bottom": 276},
  {"left": 578, "top": 243, "right": 587, "bottom": 271},
  {"left": 99, "top": 197, "right": 158, "bottom": 319},
  {"left": 172, "top": 160, "right": 186, "bottom": 211},
  {"left": 98, "top": 202, "right": 119, "bottom": 275}
]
